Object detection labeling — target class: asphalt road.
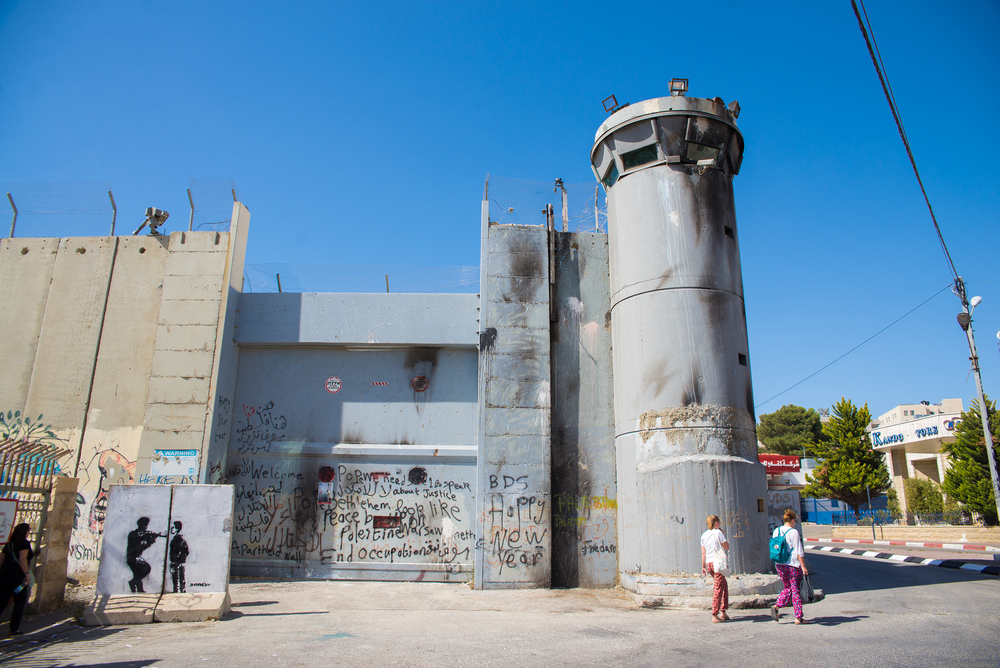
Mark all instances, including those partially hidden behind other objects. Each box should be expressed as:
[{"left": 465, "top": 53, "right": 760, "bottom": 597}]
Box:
[{"left": 0, "top": 552, "right": 996, "bottom": 668}]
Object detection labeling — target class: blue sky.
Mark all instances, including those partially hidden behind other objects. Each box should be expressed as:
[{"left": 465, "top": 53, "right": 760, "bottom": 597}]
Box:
[{"left": 2, "top": 1, "right": 998, "bottom": 420}]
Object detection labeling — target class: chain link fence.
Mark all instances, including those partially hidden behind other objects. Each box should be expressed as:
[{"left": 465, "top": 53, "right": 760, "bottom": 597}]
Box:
[
  {"left": 485, "top": 175, "right": 607, "bottom": 233},
  {"left": 1, "top": 182, "right": 116, "bottom": 238},
  {"left": 243, "top": 263, "right": 480, "bottom": 294},
  {"left": 188, "top": 178, "right": 239, "bottom": 232}
]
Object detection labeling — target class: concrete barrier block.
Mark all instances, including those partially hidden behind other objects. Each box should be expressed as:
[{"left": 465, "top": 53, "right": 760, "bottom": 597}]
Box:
[
  {"left": 146, "top": 375, "right": 211, "bottom": 405},
  {"left": 485, "top": 353, "right": 550, "bottom": 382},
  {"left": 154, "top": 324, "right": 219, "bottom": 352},
  {"left": 161, "top": 274, "right": 225, "bottom": 301},
  {"left": 163, "top": 252, "right": 227, "bottom": 277},
  {"left": 154, "top": 592, "right": 231, "bottom": 622},
  {"left": 485, "top": 408, "right": 550, "bottom": 437},
  {"left": 158, "top": 299, "right": 222, "bottom": 327},
  {"left": 138, "top": 430, "right": 203, "bottom": 454},
  {"left": 487, "top": 328, "right": 549, "bottom": 355},
  {"left": 143, "top": 402, "right": 210, "bottom": 432},
  {"left": 96, "top": 485, "right": 173, "bottom": 596},
  {"left": 82, "top": 594, "right": 160, "bottom": 625},
  {"left": 167, "top": 230, "right": 229, "bottom": 252},
  {"left": 164, "top": 485, "right": 234, "bottom": 595},
  {"left": 486, "top": 380, "right": 551, "bottom": 409},
  {"left": 487, "top": 303, "right": 550, "bottom": 330}
]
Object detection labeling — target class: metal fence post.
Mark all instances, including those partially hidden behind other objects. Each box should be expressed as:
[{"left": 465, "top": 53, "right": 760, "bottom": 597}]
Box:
[
  {"left": 188, "top": 188, "right": 195, "bottom": 231},
  {"left": 108, "top": 190, "right": 117, "bottom": 235},
  {"left": 6, "top": 192, "right": 16, "bottom": 238}
]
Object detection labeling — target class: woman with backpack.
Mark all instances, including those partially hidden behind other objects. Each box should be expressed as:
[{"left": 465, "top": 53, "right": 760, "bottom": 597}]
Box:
[{"left": 770, "top": 509, "right": 809, "bottom": 625}]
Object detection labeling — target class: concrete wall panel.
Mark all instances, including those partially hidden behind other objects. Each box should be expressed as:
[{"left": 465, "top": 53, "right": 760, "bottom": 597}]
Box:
[
  {"left": 0, "top": 237, "right": 58, "bottom": 414},
  {"left": 72, "top": 236, "right": 170, "bottom": 581},
  {"left": 24, "top": 238, "right": 116, "bottom": 444},
  {"left": 550, "top": 232, "right": 617, "bottom": 588},
  {"left": 477, "top": 224, "right": 552, "bottom": 588}
]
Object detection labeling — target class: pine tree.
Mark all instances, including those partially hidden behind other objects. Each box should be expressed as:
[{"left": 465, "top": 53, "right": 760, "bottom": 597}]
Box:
[
  {"left": 757, "top": 404, "right": 826, "bottom": 456},
  {"left": 941, "top": 398, "right": 1000, "bottom": 526},
  {"left": 803, "top": 398, "right": 890, "bottom": 517}
]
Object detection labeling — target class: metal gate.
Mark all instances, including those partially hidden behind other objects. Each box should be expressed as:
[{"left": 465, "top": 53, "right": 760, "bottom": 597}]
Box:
[{"left": 0, "top": 437, "right": 71, "bottom": 553}]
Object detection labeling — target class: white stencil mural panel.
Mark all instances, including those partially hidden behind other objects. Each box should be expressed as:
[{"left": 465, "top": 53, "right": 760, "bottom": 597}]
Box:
[
  {"left": 97, "top": 485, "right": 172, "bottom": 596},
  {"left": 96, "top": 484, "right": 235, "bottom": 596},
  {"left": 166, "top": 485, "right": 234, "bottom": 593}
]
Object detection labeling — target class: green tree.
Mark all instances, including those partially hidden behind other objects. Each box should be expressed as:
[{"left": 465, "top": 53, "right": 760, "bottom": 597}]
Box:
[
  {"left": 886, "top": 487, "right": 902, "bottom": 519},
  {"left": 904, "top": 478, "right": 943, "bottom": 515},
  {"left": 803, "top": 398, "right": 891, "bottom": 517},
  {"left": 941, "top": 398, "right": 1000, "bottom": 526},
  {"left": 757, "top": 404, "right": 825, "bottom": 456}
]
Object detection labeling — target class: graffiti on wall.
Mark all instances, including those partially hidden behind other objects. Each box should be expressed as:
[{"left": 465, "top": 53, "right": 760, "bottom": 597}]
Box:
[
  {"left": 479, "top": 472, "right": 548, "bottom": 576},
  {"left": 767, "top": 490, "right": 800, "bottom": 532},
  {"left": 229, "top": 460, "right": 474, "bottom": 573},
  {"left": 233, "top": 401, "right": 287, "bottom": 454},
  {"left": 69, "top": 444, "right": 137, "bottom": 574},
  {"left": 553, "top": 492, "right": 617, "bottom": 560}
]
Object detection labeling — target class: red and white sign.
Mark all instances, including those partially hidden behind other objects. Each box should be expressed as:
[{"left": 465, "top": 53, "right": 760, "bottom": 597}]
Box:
[
  {"left": 759, "top": 454, "right": 801, "bottom": 473},
  {"left": 325, "top": 377, "right": 342, "bottom": 393},
  {"left": 0, "top": 500, "right": 19, "bottom": 545}
]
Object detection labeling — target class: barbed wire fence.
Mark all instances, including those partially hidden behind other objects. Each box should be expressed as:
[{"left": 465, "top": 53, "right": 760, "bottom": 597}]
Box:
[
  {"left": 189, "top": 179, "right": 239, "bottom": 233},
  {"left": 485, "top": 175, "right": 607, "bottom": 233},
  {"left": 1, "top": 179, "right": 240, "bottom": 239},
  {"left": 243, "top": 263, "right": 480, "bottom": 294},
  {"left": 1, "top": 182, "right": 116, "bottom": 238}
]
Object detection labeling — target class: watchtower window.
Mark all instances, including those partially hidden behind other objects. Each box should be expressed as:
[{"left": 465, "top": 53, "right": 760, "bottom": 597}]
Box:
[
  {"left": 602, "top": 161, "right": 620, "bottom": 189},
  {"left": 620, "top": 144, "right": 659, "bottom": 171},
  {"left": 685, "top": 142, "right": 719, "bottom": 163}
]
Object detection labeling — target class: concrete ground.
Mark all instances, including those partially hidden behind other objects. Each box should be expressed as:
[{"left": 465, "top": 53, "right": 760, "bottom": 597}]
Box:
[{"left": 0, "top": 547, "right": 997, "bottom": 668}]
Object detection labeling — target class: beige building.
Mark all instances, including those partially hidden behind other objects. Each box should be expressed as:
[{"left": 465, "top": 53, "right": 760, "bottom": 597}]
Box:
[{"left": 869, "top": 398, "right": 963, "bottom": 515}]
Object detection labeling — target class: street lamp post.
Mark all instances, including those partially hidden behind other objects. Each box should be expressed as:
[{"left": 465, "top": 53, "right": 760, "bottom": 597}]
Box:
[{"left": 954, "top": 281, "right": 1000, "bottom": 523}]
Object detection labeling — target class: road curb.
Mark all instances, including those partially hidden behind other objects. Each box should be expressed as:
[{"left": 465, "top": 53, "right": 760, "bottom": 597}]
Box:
[
  {"left": 805, "top": 537, "right": 1000, "bottom": 552},
  {"left": 804, "top": 544, "right": 1000, "bottom": 576}
]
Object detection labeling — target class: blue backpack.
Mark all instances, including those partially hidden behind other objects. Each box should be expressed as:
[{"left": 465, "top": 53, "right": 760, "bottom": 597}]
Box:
[{"left": 769, "top": 528, "right": 791, "bottom": 563}]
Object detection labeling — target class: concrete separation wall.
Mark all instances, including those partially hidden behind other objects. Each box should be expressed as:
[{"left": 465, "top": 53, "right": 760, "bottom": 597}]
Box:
[
  {"left": 477, "top": 222, "right": 552, "bottom": 588},
  {"left": 0, "top": 210, "right": 248, "bottom": 583},
  {"left": 550, "top": 232, "right": 617, "bottom": 588}
]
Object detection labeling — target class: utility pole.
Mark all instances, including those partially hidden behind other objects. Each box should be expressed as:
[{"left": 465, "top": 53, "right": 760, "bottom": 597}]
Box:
[{"left": 954, "top": 277, "right": 1000, "bottom": 523}]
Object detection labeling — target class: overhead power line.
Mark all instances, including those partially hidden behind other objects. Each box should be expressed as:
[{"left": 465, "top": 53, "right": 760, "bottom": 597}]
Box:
[
  {"left": 755, "top": 284, "right": 952, "bottom": 410},
  {"left": 851, "top": 0, "right": 960, "bottom": 286}
]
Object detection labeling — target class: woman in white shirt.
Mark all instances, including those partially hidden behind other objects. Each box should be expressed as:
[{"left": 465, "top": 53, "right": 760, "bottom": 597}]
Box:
[
  {"left": 700, "top": 515, "right": 730, "bottom": 623},
  {"left": 771, "top": 508, "right": 809, "bottom": 624}
]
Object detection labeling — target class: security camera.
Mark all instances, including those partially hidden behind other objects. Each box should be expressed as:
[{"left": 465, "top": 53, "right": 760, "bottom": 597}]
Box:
[{"left": 133, "top": 207, "right": 170, "bottom": 235}]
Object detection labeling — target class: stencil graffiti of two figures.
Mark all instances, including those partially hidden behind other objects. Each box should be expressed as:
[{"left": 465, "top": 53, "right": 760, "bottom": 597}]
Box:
[{"left": 126, "top": 517, "right": 189, "bottom": 593}]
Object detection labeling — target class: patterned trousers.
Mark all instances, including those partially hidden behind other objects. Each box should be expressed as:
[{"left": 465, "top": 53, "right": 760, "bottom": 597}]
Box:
[
  {"left": 707, "top": 564, "right": 728, "bottom": 615},
  {"left": 775, "top": 564, "right": 803, "bottom": 619}
]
